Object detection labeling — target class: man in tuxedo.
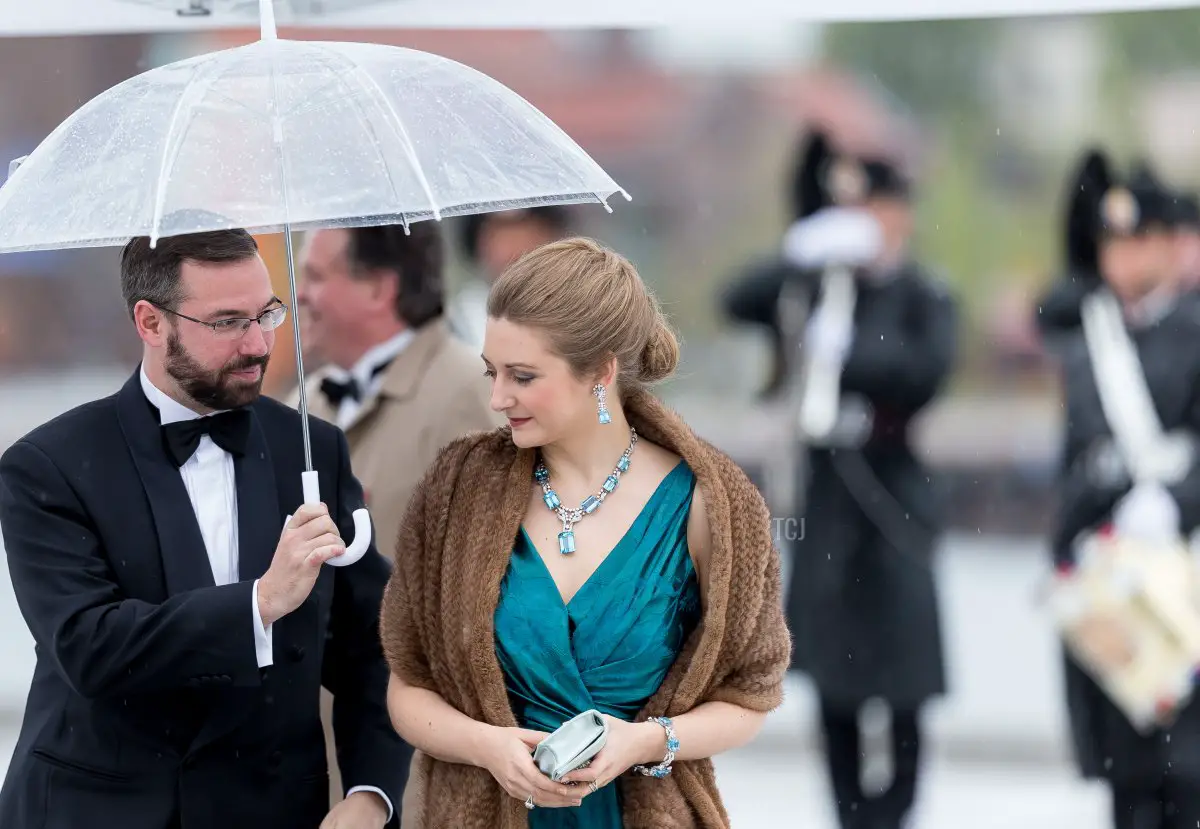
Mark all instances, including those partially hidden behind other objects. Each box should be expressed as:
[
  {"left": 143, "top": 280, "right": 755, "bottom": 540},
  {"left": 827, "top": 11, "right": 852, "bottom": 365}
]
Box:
[{"left": 0, "top": 229, "right": 405, "bottom": 829}]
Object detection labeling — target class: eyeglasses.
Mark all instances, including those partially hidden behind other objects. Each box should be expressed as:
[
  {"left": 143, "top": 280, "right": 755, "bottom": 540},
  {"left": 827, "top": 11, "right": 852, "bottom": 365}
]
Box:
[{"left": 153, "top": 302, "right": 288, "bottom": 341}]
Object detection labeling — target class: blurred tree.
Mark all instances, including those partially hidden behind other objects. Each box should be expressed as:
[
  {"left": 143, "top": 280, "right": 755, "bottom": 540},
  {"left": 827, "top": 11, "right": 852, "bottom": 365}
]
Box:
[
  {"left": 820, "top": 19, "right": 1001, "bottom": 121},
  {"left": 1101, "top": 10, "right": 1200, "bottom": 74}
]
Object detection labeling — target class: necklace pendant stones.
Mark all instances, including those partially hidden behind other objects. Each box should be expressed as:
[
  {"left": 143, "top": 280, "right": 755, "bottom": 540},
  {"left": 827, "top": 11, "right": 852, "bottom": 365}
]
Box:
[
  {"left": 558, "top": 528, "right": 577, "bottom": 555},
  {"left": 533, "top": 426, "right": 637, "bottom": 557}
]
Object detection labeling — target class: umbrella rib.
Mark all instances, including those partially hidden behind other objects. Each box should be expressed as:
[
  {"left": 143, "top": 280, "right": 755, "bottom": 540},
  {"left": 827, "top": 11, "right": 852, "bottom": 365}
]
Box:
[
  {"left": 458, "top": 60, "right": 630, "bottom": 208},
  {"left": 296, "top": 47, "right": 407, "bottom": 223},
  {"left": 150, "top": 54, "right": 236, "bottom": 245},
  {"left": 316, "top": 44, "right": 442, "bottom": 222}
]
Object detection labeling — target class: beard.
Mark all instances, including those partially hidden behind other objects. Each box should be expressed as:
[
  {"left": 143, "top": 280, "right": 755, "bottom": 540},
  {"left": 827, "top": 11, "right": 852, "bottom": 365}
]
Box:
[{"left": 165, "top": 330, "right": 270, "bottom": 411}]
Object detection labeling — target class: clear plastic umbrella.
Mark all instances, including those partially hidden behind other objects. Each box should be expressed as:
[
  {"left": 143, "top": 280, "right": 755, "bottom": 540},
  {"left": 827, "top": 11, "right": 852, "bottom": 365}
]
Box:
[
  {"left": 0, "top": 10, "right": 628, "bottom": 249},
  {"left": 0, "top": 0, "right": 630, "bottom": 564}
]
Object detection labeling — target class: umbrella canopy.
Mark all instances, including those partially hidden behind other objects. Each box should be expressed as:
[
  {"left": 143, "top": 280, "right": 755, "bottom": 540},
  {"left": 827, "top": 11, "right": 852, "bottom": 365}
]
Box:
[{"left": 0, "top": 12, "right": 627, "bottom": 253}]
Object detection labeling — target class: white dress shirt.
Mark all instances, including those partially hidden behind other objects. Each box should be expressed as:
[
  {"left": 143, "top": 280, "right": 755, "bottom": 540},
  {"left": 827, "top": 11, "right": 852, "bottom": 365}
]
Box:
[
  {"left": 323, "top": 329, "right": 415, "bottom": 430},
  {"left": 140, "top": 369, "right": 393, "bottom": 821},
  {"left": 139, "top": 368, "right": 274, "bottom": 668}
]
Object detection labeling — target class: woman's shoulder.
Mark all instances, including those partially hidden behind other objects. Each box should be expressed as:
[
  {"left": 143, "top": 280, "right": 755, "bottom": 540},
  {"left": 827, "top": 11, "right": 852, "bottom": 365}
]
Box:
[{"left": 635, "top": 439, "right": 687, "bottom": 480}]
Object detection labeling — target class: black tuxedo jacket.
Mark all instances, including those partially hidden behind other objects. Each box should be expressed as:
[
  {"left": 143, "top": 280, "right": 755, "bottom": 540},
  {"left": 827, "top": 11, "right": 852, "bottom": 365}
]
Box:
[{"left": 0, "top": 370, "right": 406, "bottom": 829}]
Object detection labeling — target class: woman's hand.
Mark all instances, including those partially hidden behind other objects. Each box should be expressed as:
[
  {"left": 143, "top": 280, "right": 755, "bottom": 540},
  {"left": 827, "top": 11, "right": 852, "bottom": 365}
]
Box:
[
  {"left": 561, "top": 716, "right": 666, "bottom": 794},
  {"left": 477, "top": 726, "right": 584, "bottom": 809}
]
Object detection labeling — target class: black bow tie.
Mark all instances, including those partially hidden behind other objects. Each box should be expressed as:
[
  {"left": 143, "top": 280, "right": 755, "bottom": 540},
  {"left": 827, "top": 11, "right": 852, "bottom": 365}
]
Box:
[
  {"left": 320, "top": 359, "right": 393, "bottom": 407},
  {"left": 162, "top": 409, "right": 252, "bottom": 467}
]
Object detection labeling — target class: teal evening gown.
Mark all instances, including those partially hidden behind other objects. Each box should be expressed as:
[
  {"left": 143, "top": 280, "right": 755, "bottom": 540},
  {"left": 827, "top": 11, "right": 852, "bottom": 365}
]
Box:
[{"left": 494, "top": 460, "right": 702, "bottom": 829}]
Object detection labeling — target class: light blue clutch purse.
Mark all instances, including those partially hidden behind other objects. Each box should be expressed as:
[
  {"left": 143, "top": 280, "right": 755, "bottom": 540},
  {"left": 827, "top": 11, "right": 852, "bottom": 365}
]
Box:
[{"left": 532, "top": 709, "right": 609, "bottom": 782}]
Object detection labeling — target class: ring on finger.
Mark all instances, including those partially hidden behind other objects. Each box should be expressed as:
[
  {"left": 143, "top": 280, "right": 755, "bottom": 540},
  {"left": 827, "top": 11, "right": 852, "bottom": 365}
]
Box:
[
  {"left": 525, "top": 793, "right": 535, "bottom": 810},
  {"left": 588, "top": 781, "right": 599, "bottom": 794}
]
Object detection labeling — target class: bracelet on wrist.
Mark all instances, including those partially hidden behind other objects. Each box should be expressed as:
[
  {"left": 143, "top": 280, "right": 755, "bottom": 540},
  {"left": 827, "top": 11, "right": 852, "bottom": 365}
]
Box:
[{"left": 632, "top": 716, "right": 678, "bottom": 779}]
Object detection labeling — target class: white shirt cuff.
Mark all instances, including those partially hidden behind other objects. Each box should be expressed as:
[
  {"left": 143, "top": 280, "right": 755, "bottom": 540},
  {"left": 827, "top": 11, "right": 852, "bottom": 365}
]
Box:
[
  {"left": 347, "top": 786, "right": 394, "bottom": 823},
  {"left": 251, "top": 579, "right": 274, "bottom": 668}
]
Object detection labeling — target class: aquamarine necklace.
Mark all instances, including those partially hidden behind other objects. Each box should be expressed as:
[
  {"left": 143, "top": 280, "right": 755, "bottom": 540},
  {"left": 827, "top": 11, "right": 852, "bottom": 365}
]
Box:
[{"left": 534, "top": 427, "right": 637, "bottom": 555}]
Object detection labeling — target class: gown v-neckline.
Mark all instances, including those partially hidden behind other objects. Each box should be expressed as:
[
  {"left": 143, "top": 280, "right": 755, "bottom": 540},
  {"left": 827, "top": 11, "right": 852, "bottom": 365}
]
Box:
[{"left": 518, "top": 460, "right": 686, "bottom": 609}]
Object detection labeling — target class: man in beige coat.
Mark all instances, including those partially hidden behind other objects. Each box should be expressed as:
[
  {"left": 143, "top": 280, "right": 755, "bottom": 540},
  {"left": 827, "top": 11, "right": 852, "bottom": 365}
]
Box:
[{"left": 286, "top": 221, "right": 500, "bottom": 815}]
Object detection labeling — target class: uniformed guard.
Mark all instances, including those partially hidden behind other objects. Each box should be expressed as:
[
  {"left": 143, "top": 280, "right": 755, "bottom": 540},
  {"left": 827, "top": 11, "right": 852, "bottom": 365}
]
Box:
[
  {"left": 1044, "top": 153, "right": 1200, "bottom": 829},
  {"left": 721, "top": 128, "right": 958, "bottom": 829}
]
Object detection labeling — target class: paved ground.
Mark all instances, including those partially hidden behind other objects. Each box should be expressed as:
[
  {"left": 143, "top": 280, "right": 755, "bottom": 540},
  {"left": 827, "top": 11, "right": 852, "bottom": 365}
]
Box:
[
  {"left": 754, "top": 535, "right": 1077, "bottom": 766},
  {"left": 714, "top": 745, "right": 1109, "bottom": 828}
]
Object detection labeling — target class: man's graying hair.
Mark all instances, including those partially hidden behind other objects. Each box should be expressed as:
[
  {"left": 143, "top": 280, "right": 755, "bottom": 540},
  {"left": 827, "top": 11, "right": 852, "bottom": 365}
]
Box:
[{"left": 120, "top": 228, "right": 260, "bottom": 320}]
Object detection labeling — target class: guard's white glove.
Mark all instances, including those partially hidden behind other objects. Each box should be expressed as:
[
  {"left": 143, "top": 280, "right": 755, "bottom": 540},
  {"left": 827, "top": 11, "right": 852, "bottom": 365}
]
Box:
[
  {"left": 1112, "top": 482, "right": 1181, "bottom": 545},
  {"left": 1139, "top": 431, "right": 1196, "bottom": 487},
  {"left": 782, "top": 207, "right": 884, "bottom": 269},
  {"left": 804, "top": 304, "right": 854, "bottom": 363}
]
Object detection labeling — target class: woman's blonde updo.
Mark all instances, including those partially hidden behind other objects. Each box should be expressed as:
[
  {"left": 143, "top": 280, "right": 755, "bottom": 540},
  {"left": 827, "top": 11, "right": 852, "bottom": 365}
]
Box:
[{"left": 487, "top": 237, "right": 680, "bottom": 388}]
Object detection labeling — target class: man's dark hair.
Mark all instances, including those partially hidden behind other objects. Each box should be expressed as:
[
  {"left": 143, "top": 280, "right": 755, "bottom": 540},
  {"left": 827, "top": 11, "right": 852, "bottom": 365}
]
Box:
[
  {"left": 346, "top": 222, "right": 444, "bottom": 329},
  {"left": 120, "top": 228, "right": 260, "bottom": 320}
]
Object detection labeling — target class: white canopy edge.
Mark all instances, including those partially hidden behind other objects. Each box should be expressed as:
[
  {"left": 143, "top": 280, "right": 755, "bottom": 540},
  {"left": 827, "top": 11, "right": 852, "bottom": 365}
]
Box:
[{"left": 0, "top": 0, "right": 1195, "bottom": 37}]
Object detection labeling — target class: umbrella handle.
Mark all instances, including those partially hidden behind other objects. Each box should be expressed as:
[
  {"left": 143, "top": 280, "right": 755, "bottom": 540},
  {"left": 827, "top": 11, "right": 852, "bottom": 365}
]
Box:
[{"left": 284, "top": 470, "right": 372, "bottom": 567}]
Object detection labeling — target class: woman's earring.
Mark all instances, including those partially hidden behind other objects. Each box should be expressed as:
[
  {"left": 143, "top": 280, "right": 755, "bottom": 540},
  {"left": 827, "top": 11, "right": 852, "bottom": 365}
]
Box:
[{"left": 593, "top": 384, "right": 611, "bottom": 425}]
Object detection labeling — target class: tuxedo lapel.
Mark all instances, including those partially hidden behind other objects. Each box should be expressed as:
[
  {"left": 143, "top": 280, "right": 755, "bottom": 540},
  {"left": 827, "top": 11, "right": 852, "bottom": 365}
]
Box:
[
  {"left": 236, "top": 410, "right": 281, "bottom": 582},
  {"left": 115, "top": 371, "right": 216, "bottom": 596}
]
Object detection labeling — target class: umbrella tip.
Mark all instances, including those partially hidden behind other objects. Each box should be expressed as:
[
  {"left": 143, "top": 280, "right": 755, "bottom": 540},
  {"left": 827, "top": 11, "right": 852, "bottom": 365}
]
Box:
[
  {"left": 620, "top": 188, "right": 632, "bottom": 202},
  {"left": 259, "top": 0, "right": 278, "bottom": 40},
  {"left": 7, "top": 155, "right": 27, "bottom": 182}
]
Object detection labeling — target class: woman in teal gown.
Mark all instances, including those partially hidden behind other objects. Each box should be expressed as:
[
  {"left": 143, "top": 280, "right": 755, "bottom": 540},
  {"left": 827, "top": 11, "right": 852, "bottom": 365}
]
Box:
[
  {"left": 379, "top": 237, "right": 791, "bottom": 829},
  {"left": 494, "top": 460, "right": 702, "bottom": 829}
]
